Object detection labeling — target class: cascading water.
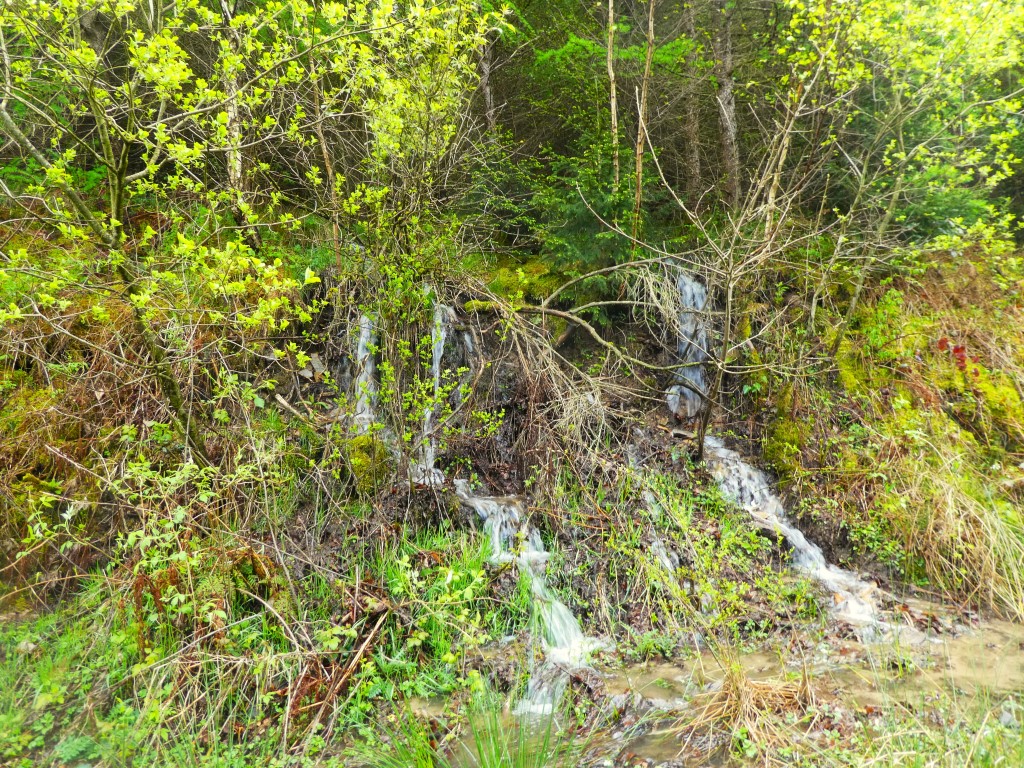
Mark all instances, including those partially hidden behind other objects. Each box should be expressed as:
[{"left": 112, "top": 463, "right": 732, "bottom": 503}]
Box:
[
  {"left": 703, "top": 437, "right": 880, "bottom": 627},
  {"left": 352, "top": 296, "right": 474, "bottom": 486},
  {"left": 411, "top": 302, "right": 454, "bottom": 487},
  {"left": 666, "top": 272, "right": 710, "bottom": 420},
  {"left": 454, "top": 480, "right": 602, "bottom": 716},
  {"left": 352, "top": 314, "right": 378, "bottom": 434},
  {"left": 665, "top": 269, "right": 881, "bottom": 630}
]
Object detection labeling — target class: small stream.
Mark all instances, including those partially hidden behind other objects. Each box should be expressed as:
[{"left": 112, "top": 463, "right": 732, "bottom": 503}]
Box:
[
  {"left": 667, "top": 269, "right": 882, "bottom": 633},
  {"left": 703, "top": 437, "right": 881, "bottom": 629},
  {"left": 411, "top": 301, "right": 455, "bottom": 488},
  {"left": 344, "top": 287, "right": 1022, "bottom": 765},
  {"left": 352, "top": 314, "right": 377, "bottom": 434},
  {"left": 454, "top": 480, "right": 604, "bottom": 716},
  {"left": 349, "top": 300, "right": 606, "bottom": 714}
]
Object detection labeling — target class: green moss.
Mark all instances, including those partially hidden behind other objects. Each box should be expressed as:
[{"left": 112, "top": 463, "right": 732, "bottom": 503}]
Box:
[
  {"left": 0, "top": 381, "right": 59, "bottom": 459},
  {"left": 344, "top": 434, "right": 394, "bottom": 495},
  {"left": 933, "top": 362, "right": 1024, "bottom": 447},
  {"left": 463, "top": 299, "right": 502, "bottom": 313},
  {"left": 736, "top": 312, "right": 753, "bottom": 344},
  {"left": 764, "top": 388, "right": 811, "bottom": 480},
  {"left": 763, "top": 416, "right": 810, "bottom": 480},
  {"left": 484, "top": 256, "right": 564, "bottom": 302},
  {"left": 835, "top": 337, "right": 871, "bottom": 397}
]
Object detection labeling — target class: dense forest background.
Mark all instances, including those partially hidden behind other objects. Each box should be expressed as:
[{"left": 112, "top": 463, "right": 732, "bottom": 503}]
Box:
[{"left": 2, "top": 0, "right": 1024, "bottom": 765}]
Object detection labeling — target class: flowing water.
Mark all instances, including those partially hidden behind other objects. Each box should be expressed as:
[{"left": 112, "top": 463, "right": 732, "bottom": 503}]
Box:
[
  {"left": 410, "top": 300, "right": 478, "bottom": 487},
  {"left": 352, "top": 314, "right": 378, "bottom": 434},
  {"left": 665, "top": 269, "right": 882, "bottom": 630},
  {"left": 600, "top": 614, "right": 1024, "bottom": 764},
  {"left": 454, "top": 480, "right": 603, "bottom": 716},
  {"left": 666, "top": 272, "right": 710, "bottom": 420},
  {"left": 703, "top": 437, "right": 881, "bottom": 628},
  {"left": 411, "top": 302, "right": 454, "bottom": 487},
  {"left": 348, "top": 283, "right": 1020, "bottom": 764}
]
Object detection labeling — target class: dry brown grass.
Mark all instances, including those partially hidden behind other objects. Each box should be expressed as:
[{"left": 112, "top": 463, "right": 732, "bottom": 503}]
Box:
[{"left": 673, "top": 651, "right": 817, "bottom": 764}]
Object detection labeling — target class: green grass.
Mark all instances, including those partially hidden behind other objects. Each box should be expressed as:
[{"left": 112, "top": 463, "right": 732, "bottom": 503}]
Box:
[
  {"left": 842, "top": 695, "right": 1024, "bottom": 768},
  {"left": 348, "top": 689, "right": 586, "bottom": 768}
]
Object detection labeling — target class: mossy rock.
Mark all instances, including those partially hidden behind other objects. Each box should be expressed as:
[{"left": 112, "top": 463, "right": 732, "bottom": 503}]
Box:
[
  {"left": 764, "top": 416, "right": 810, "bottom": 480},
  {"left": 485, "top": 256, "right": 564, "bottom": 303},
  {"left": 344, "top": 435, "right": 394, "bottom": 495},
  {"left": 933, "top": 361, "right": 1024, "bottom": 447},
  {"left": 764, "top": 387, "right": 812, "bottom": 480}
]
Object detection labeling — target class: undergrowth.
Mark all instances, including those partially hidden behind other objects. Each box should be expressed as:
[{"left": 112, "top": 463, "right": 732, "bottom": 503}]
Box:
[{"left": 751, "top": 248, "right": 1024, "bottom": 617}]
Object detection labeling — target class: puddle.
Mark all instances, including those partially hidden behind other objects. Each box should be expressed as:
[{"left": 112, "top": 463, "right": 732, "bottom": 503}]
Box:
[
  {"left": 408, "top": 695, "right": 448, "bottom": 719},
  {"left": 624, "top": 728, "right": 706, "bottom": 765},
  {"left": 605, "top": 619, "right": 1024, "bottom": 712},
  {"left": 832, "top": 618, "right": 1024, "bottom": 709},
  {"left": 599, "top": 610, "right": 1024, "bottom": 762},
  {"left": 604, "top": 650, "right": 784, "bottom": 702},
  {"left": 369, "top": 605, "right": 1024, "bottom": 766},
  {"left": 604, "top": 661, "right": 694, "bottom": 703}
]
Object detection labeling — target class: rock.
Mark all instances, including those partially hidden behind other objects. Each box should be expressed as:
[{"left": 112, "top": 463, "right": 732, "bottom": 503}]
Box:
[
  {"left": 1000, "top": 709, "right": 1019, "bottom": 729},
  {"left": 647, "top": 697, "right": 689, "bottom": 712},
  {"left": 606, "top": 693, "right": 630, "bottom": 711},
  {"left": 15, "top": 640, "right": 37, "bottom": 655}
]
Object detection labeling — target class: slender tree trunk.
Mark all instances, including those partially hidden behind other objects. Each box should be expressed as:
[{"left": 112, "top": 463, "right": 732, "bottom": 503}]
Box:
[
  {"left": 311, "top": 85, "right": 342, "bottom": 264},
  {"left": 713, "top": 0, "right": 740, "bottom": 208},
  {"left": 764, "top": 102, "right": 797, "bottom": 235},
  {"left": 632, "top": 0, "right": 656, "bottom": 241},
  {"left": 681, "top": 1, "right": 702, "bottom": 206},
  {"left": 696, "top": 276, "right": 731, "bottom": 463},
  {"left": 220, "top": 0, "right": 261, "bottom": 251},
  {"left": 607, "top": 0, "right": 620, "bottom": 188},
  {"left": 480, "top": 37, "right": 496, "bottom": 133}
]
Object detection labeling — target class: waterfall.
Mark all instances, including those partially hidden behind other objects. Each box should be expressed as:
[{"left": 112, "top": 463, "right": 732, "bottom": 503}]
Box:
[
  {"left": 352, "top": 314, "right": 377, "bottom": 434},
  {"left": 665, "top": 269, "right": 881, "bottom": 629},
  {"left": 454, "top": 480, "right": 603, "bottom": 716},
  {"left": 666, "top": 272, "right": 709, "bottom": 421},
  {"left": 411, "top": 302, "right": 454, "bottom": 487},
  {"left": 703, "top": 437, "right": 879, "bottom": 627}
]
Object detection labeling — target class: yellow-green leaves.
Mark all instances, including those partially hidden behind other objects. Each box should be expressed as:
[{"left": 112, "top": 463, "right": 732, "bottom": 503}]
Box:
[{"left": 129, "top": 30, "right": 193, "bottom": 99}]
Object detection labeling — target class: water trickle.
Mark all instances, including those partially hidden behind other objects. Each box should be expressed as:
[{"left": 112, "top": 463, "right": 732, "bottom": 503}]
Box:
[
  {"left": 352, "top": 314, "right": 377, "bottom": 434},
  {"left": 703, "top": 437, "right": 880, "bottom": 627},
  {"left": 666, "top": 271, "right": 710, "bottom": 421},
  {"left": 664, "top": 268, "right": 881, "bottom": 630},
  {"left": 454, "top": 480, "right": 603, "bottom": 716},
  {"left": 411, "top": 302, "right": 454, "bottom": 487}
]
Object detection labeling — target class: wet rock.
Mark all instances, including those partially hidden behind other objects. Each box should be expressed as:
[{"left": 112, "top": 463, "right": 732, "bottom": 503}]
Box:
[
  {"left": 607, "top": 693, "right": 631, "bottom": 711},
  {"left": 647, "top": 697, "right": 689, "bottom": 712}
]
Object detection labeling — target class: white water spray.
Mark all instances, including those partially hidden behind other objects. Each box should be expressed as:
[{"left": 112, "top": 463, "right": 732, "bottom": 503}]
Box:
[
  {"left": 454, "top": 480, "right": 603, "bottom": 715},
  {"left": 703, "top": 437, "right": 880, "bottom": 627},
  {"left": 411, "top": 302, "right": 454, "bottom": 487}
]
